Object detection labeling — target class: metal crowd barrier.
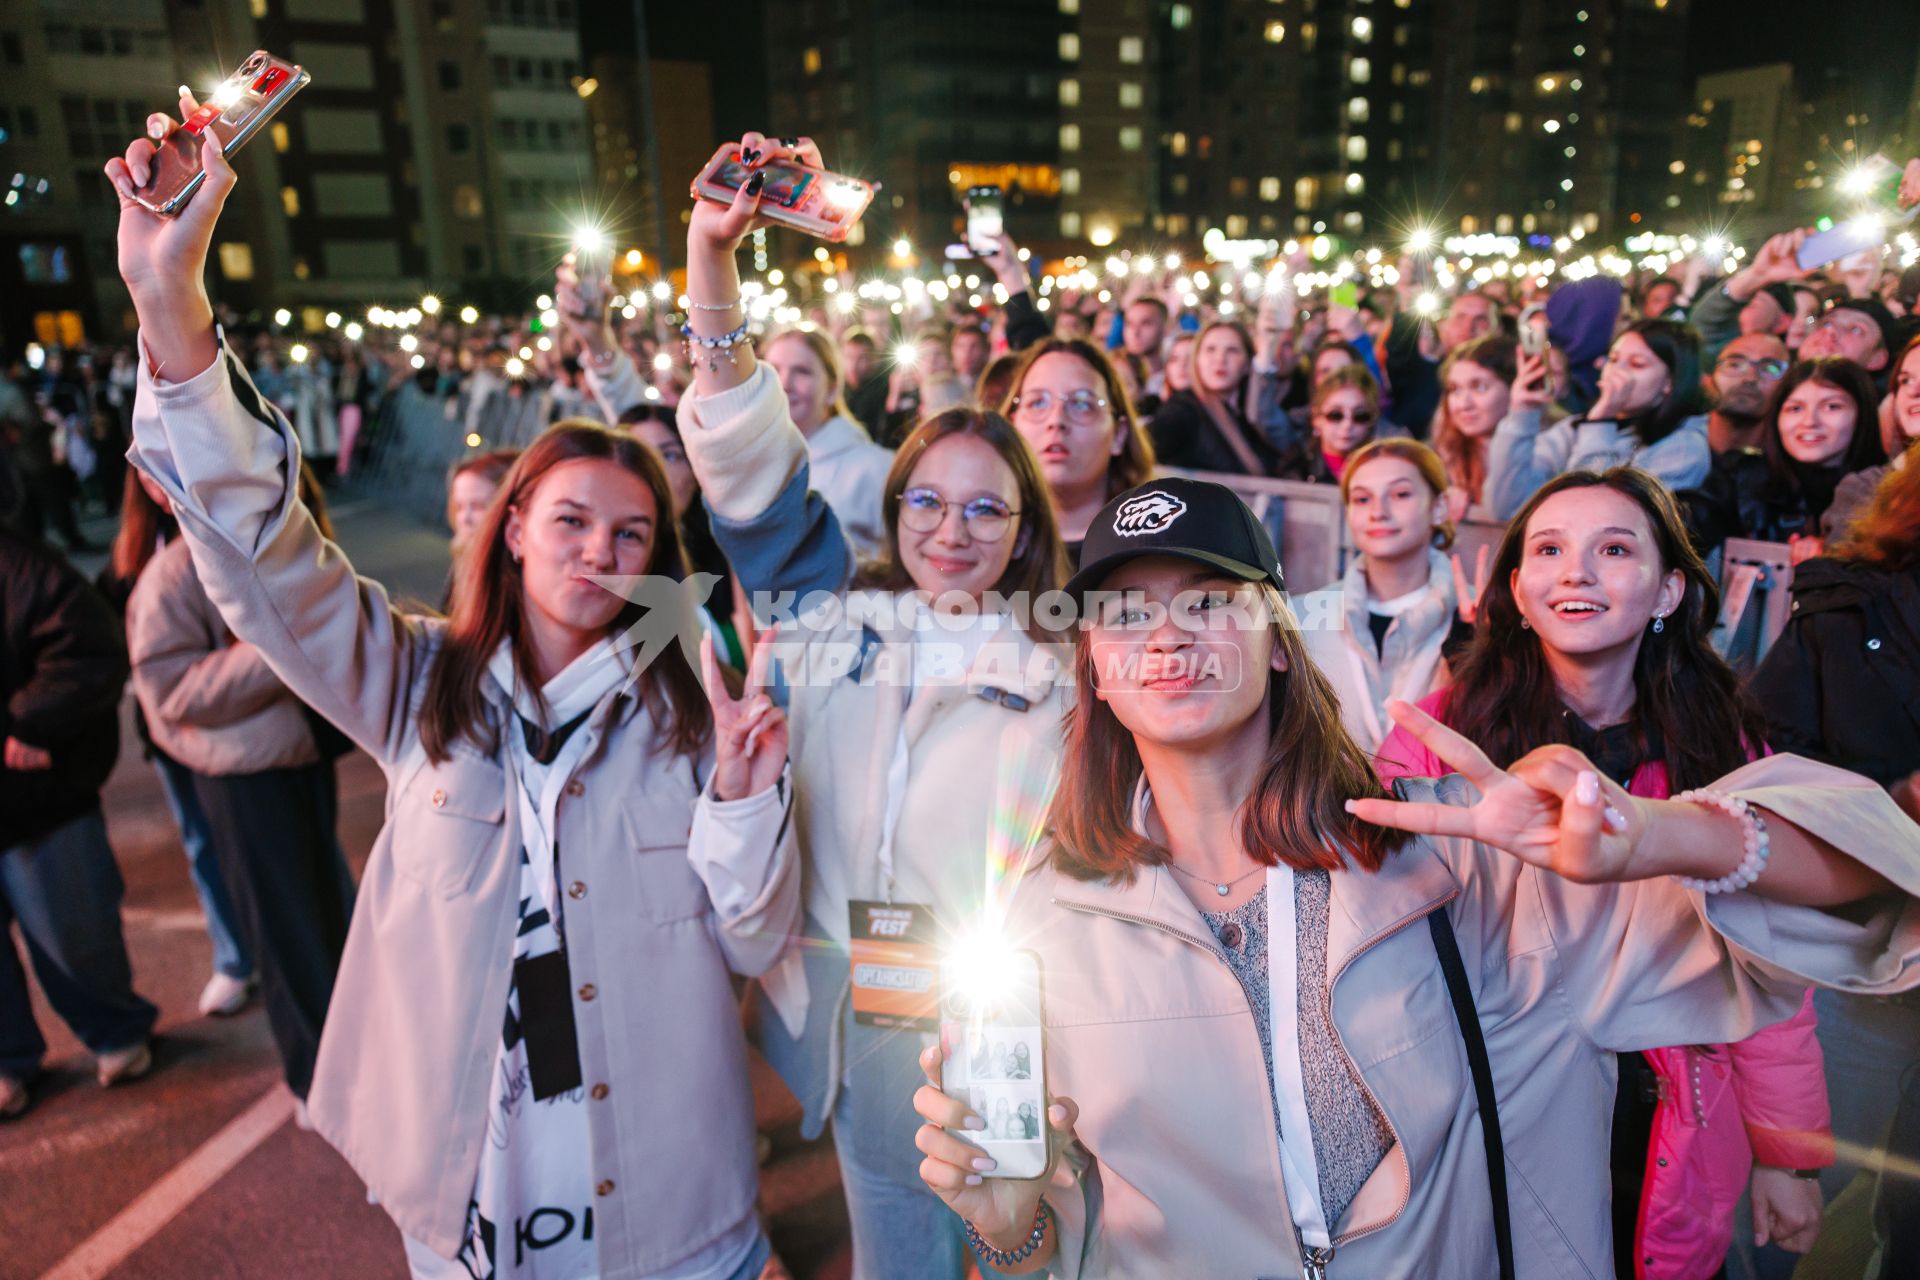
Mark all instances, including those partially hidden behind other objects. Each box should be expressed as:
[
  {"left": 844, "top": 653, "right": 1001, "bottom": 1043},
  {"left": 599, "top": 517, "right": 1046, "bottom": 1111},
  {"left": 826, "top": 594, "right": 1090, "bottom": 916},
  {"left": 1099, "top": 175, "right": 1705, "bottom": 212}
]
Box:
[
  {"left": 1713, "top": 538, "right": 1794, "bottom": 672},
  {"left": 359, "top": 383, "right": 555, "bottom": 522}
]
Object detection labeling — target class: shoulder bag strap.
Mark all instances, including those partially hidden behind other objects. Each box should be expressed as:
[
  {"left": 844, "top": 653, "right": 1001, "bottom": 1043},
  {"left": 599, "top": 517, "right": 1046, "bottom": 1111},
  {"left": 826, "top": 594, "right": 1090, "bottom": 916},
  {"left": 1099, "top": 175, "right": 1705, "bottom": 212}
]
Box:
[{"left": 1429, "top": 906, "right": 1514, "bottom": 1280}]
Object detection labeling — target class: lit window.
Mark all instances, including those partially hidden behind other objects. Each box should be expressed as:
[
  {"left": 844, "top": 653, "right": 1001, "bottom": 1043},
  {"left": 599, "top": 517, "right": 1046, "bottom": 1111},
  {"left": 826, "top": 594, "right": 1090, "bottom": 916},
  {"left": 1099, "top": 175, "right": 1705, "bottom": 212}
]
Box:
[
  {"left": 1348, "top": 96, "right": 1369, "bottom": 122},
  {"left": 1226, "top": 215, "right": 1248, "bottom": 237},
  {"left": 281, "top": 186, "right": 300, "bottom": 216},
  {"left": 218, "top": 242, "right": 254, "bottom": 280},
  {"left": 1059, "top": 33, "right": 1080, "bottom": 61},
  {"left": 1119, "top": 36, "right": 1143, "bottom": 63},
  {"left": 803, "top": 47, "right": 821, "bottom": 74},
  {"left": 1060, "top": 123, "right": 1081, "bottom": 151},
  {"left": 1505, "top": 113, "right": 1522, "bottom": 133},
  {"left": 1349, "top": 57, "right": 1370, "bottom": 83},
  {"left": 1351, "top": 16, "right": 1372, "bottom": 40},
  {"left": 1059, "top": 0, "right": 1079, "bottom": 11},
  {"left": 1061, "top": 167, "right": 1081, "bottom": 195},
  {"left": 1469, "top": 75, "right": 1488, "bottom": 94},
  {"left": 1300, "top": 22, "right": 1316, "bottom": 49},
  {"left": 1170, "top": 3, "right": 1191, "bottom": 29},
  {"left": 1169, "top": 131, "right": 1188, "bottom": 157},
  {"left": 1059, "top": 78, "right": 1080, "bottom": 106},
  {"left": 1120, "top": 81, "right": 1143, "bottom": 108},
  {"left": 1259, "top": 176, "right": 1280, "bottom": 201},
  {"left": 1295, "top": 176, "right": 1317, "bottom": 209},
  {"left": 1119, "top": 126, "right": 1142, "bottom": 151},
  {"left": 1061, "top": 211, "right": 1082, "bottom": 236},
  {"left": 1344, "top": 172, "right": 1364, "bottom": 195},
  {"left": 1346, "top": 136, "right": 1367, "bottom": 162},
  {"left": 271, "top": 122, "right": 290, "bottom": 152},
  {"left": 1264, "top": 21, "right": 1285, "bottom": 43}
]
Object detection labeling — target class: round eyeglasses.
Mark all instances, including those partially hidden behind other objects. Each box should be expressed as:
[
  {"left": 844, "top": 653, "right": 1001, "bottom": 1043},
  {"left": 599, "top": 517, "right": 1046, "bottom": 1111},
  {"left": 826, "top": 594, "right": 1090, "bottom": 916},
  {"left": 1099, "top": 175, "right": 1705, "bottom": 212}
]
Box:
[
  {"left": 898, "top": 487, "right": 1020, "bottom": 542},
  {"left": 1010, "top": 389, "right": 1110, "bottom": 426}
]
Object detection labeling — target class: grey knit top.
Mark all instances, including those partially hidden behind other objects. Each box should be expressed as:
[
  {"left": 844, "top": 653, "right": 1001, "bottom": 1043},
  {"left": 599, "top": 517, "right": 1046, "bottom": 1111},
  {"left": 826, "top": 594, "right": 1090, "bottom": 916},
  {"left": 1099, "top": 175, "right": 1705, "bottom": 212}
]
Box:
[{"left": 1199, "top": 872, "right": 1395, "bottom": 1228}]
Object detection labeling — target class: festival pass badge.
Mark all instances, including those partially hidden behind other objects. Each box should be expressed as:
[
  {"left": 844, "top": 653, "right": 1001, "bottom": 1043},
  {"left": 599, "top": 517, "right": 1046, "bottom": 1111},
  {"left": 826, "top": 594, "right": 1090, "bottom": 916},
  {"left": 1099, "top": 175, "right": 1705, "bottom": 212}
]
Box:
[{"left": 847, "top": 899, "right": 940, "bottom": 1030}]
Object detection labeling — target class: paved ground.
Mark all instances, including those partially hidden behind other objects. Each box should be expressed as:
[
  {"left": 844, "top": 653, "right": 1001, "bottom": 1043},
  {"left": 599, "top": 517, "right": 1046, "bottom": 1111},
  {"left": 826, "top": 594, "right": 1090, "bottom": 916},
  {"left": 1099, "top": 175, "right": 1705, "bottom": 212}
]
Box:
[{"left": 0, "top": 492, "right": 853, "bottom": 1280}]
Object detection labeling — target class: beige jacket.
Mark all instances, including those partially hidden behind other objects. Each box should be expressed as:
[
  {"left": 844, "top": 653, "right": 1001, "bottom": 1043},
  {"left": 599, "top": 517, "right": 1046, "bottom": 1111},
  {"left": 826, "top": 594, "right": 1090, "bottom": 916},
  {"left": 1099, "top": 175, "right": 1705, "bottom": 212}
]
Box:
[
  {"left": 1016, "top": 757, "right": 1920, "bottom": 1279},
  {"left": 127, "top": 536, "right": 319, "bottom": 775},
  {"left": 128, "top": 340, "right": 802, "bottom": 1274}
]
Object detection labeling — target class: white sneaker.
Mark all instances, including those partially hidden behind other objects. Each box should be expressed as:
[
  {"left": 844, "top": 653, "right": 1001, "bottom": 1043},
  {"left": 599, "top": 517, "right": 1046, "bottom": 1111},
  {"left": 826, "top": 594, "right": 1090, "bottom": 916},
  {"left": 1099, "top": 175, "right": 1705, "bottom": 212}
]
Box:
[
  {"left": 96, "top": 1040, "right": 153, "bottom": 1087},
  {"left": 0, "top": 1075, "right": 28, "bottom": 1120},
  {"left": 198, "top": 971, "right": 257, "bottom": 1018}
]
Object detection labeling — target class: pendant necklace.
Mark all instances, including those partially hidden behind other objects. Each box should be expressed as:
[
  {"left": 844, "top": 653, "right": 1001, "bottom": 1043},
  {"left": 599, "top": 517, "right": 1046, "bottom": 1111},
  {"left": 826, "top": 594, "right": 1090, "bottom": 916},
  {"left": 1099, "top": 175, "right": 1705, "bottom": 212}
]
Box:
[{"left": 1167, "top": 861, "right": 1265, "bottom": 898}]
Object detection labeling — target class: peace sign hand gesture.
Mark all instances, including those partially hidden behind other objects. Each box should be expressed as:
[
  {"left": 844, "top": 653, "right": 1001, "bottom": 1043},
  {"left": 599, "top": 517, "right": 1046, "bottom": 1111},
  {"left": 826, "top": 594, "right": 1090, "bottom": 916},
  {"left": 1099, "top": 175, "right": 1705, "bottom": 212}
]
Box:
[
  {"left": 1347, "top": 700, "right": 1642, "bottom": 884},
  {"left": 701, "top": 626, "right": 788, "bottom": 802}
]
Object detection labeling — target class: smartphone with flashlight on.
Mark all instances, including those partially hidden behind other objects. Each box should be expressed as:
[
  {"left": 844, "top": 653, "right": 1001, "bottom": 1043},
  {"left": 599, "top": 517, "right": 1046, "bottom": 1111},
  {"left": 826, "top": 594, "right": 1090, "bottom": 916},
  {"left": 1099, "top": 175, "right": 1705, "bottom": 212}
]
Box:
[
  {"left": 1518, "top": 303, "right": 1548, "bottom": 359},
  {"left": 940, "top": 947, "right": 1048, "bottom": 1180},
  {"left": 136, "top": 51, "right": 309, "bottom": 216},
  {"left": 1796, "top": 154, "right": 1920, "bottom": 270},
  {"left": 570, "top": 226, "right": 611, "bottom": 318},
  {"left": 692, "top": 142, "right": 874, "bottom": 241},
  {"left": 965, "top": 185, "right": 1004, "bottom": 257}
]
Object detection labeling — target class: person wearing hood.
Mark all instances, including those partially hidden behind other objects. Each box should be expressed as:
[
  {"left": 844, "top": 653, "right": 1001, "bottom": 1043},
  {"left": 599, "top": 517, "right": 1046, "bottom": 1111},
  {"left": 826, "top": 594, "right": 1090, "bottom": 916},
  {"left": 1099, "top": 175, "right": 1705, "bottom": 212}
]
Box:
[
  {"left": 1682, "top": 358, "right": 1886, "bottom": 565},
  {"left": 1544, "top": 276, "right": 1625, "bottom": 416},
  {"left": 1486, "top": 319, "right": 1712, "bottom": 521}
]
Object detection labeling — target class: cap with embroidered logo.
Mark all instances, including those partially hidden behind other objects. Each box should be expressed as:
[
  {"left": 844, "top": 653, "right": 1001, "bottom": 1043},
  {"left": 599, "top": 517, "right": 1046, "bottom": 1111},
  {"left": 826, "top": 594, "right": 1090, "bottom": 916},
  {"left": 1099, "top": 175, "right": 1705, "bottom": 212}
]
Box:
[{"left": 1064, "top": 477, "right": 1284, "bottom": 601}]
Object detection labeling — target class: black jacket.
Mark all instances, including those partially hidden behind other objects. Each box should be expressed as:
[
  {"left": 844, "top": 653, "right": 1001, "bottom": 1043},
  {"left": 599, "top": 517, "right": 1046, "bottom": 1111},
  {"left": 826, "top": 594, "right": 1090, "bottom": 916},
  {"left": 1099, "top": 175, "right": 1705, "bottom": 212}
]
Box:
[
  {"left": 1750, "top": 555, "right": 1920, "bottom": 787},
  {"left": 1, "top": 528, "right": 128, "bottom": 847},
  {"left": 1148, "top": 390, "right": 1285, "bottom": 476}
]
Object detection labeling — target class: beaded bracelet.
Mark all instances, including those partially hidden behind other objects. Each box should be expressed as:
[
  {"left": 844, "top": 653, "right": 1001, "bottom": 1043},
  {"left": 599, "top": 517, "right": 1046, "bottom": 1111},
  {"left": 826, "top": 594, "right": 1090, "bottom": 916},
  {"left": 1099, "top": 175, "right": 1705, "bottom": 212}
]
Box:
[
  {"left": 1673, "top": 789, "right": 1771, "bottom": 894},
  {"left": 685, "top": 297, "right": 742, "bottom": 312},
  {"left": 680, "top": 319, "right": 750, "bottom": 349},
  {"left": 964, "top": 1199, "right": 1051, "bottom": 1268}
]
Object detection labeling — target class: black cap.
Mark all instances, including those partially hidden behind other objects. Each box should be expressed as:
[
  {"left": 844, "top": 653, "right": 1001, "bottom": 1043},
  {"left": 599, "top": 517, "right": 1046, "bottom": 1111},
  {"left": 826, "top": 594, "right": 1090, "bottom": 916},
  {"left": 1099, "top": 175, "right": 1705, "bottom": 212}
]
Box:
[
  {"left": 1064, "top": 477, "right": 1284, "bottom": 600},
  {"left": 1828, "top": 297, "right": 1899, "bottom": 357},
  {"left": 1758, "top": 283, "right": 1797, "bottom": 318}
]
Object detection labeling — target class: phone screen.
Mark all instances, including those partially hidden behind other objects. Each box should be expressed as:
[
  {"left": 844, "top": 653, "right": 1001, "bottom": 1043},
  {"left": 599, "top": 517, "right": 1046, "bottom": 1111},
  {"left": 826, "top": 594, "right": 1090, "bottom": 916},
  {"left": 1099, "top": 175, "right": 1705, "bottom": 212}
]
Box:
[
  {"left": 1329, "top": 281, "right": 1360, "bottom": 311},
  {"left": 707, "top": 152, "right": 816, "bottom": 209},
  {"left": 966, "top": 187, "right": 1004, "bottom": 256},
  {"left": 940, "top": 950, "right": 1047, "bottom": 1180}
]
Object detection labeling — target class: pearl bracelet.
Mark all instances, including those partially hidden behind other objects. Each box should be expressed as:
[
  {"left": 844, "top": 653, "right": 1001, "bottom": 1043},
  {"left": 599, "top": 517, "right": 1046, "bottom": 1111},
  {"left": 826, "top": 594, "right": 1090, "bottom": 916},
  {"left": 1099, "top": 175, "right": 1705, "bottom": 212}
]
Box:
[
  {"left": 1673, "top": 789, "right": 1771, "bottom": 894},
  {"left": 964, "top": 1199, "right": 1051, "bottom": 1268}
]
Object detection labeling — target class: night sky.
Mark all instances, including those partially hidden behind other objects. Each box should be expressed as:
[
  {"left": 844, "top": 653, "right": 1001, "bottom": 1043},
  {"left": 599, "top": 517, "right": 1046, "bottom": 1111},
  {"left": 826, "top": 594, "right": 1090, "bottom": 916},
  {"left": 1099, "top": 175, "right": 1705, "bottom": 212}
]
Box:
[{"left": 1685, "top": 0, "right": 1919, "bottom": 135}]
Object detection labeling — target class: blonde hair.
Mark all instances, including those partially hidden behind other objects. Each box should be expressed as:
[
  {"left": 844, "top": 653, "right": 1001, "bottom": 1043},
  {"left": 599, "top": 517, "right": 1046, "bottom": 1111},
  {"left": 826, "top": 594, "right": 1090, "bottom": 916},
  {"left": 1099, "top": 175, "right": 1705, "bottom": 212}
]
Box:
[
  {"left": 1340, "top": 437, "right": 1455, "bottom": 550},
  {"left": 764, "top": 328, "right": 853, "bottom": 421}
]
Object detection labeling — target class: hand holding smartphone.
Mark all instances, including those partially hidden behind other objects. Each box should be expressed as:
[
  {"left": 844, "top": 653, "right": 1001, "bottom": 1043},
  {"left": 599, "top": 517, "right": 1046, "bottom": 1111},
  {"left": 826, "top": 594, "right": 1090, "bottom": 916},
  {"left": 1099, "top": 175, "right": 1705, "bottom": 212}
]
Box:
[
  {"left": 965, "top": 186, "right": 1004, "bottom": 257},
  {"left": 938, "top": 949, "right": 1049, "bottom": 1180},
  {"left": 135, "top": 52, "right": 308, "bottom": 216},
  {"left": 691, "top": 140, "right": 873, "bottom": 241}
]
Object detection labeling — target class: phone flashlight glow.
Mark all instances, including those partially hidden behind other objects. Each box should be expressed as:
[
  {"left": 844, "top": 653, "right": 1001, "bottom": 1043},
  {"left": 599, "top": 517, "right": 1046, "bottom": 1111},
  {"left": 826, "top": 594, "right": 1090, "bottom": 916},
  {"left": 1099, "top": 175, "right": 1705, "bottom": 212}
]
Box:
[
  {"left": 827, "top": 181, "right": 867, "bottom": 209},
  {"left": 211, "top": 81, "right": 244, "bottom": 110},
  {"left": 945, "top": 926, "right": 1021, "bottom": 1015},
  {"left": 572, "top": 224, "right": 610, "bottom": 255},
  {"left": 892, "top": 342, "right": 919, "bottom": 369}
]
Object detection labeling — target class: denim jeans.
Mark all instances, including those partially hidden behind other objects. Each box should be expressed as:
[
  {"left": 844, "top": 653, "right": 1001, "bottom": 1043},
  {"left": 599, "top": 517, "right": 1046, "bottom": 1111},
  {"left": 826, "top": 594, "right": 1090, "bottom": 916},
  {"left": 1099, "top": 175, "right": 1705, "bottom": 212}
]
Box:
[
  {"left": 151, "top": 751, "right": 253, "bottom": 980},
  {"left": 830, "top": 1087, "right": 1015, "bottom": 1280},
  {"left": 0, "top": 808, "right": 158, "bottom": 1080}
]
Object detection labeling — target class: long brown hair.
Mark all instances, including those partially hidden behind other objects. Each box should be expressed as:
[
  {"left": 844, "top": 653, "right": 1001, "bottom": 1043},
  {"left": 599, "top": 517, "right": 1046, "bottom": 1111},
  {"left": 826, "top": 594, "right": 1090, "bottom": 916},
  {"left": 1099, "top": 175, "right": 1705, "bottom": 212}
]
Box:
[
  {"left": 1444, "top": 468, "right": 1765, "bottom": 791},
  {"left": 110, "top": 469, "right": 172, "bottom": 586},
  {"left": 1832, "top": 440, "right": 1920, "bottom": 570},
  {"left": 1000, "top": 337, "right": 1157, "bottom": 499},
  {"left": 1189, "top": 319, "right": 1254, "bottom": 417},
  {"left": 419, "top": 422, "right": 710, "bottom": 763},
  {"left": 1432, "top": 333, "right": 1517, "bottom": 504},
  {"left": 864, "top": 407, "right": 1070, "bottom": 638},
  {"left": 1050, "top": 583, "right": 1409, "bottom": 882}
]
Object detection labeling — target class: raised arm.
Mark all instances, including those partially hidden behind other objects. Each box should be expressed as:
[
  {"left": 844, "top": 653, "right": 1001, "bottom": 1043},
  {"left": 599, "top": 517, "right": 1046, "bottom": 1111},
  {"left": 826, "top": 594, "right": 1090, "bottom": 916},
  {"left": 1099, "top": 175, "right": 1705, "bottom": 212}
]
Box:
[{"left": 109, "top": 102, "right": 431, "bottom": 764}]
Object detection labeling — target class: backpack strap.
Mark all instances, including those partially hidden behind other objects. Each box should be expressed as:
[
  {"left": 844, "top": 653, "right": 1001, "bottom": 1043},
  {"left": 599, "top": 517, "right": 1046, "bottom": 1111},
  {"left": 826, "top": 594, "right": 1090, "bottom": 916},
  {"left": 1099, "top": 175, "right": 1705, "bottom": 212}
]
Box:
[{"left": 1429, "top": 906, "right": 1515, "bottom": 1280}]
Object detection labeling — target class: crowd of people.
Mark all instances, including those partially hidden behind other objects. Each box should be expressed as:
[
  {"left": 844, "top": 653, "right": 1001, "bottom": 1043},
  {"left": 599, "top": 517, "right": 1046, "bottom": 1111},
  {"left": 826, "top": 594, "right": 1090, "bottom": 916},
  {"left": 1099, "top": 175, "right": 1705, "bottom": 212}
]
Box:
[{"left": 3, "top": 116, "right": 1920, "bottom": 1280}]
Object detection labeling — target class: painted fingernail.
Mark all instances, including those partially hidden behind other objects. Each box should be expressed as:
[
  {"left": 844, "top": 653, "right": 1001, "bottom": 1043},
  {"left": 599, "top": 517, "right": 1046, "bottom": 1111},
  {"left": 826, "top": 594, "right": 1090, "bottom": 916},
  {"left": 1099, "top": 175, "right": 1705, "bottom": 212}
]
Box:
[
  {"left": 1048, "top": 1104, "right": 1068, "bottom": 1123},
  {"left": 745, "top": 171, "right": 765, "bottom": 196},
  {"left": 972, "top": 1156, "right": 997, "bottom": 1172},
  {"left": 742, "top": 147, "right": 761, "bottom": 165},
  {"left": 965, "top": 1174, "right": 983, "bottom": 1186},
  {"left": 1343, "top": 799, "right": 1359, "bottom": 814},
  {"left": 963, "top": 1115, "right": 986, "bottom": 1131},
  {"left": 1604, "top": 805, "right": 1628, "bottom": 833},
  {"left": 1575, "top": 770, "right": 1600, "bottom": 806}
]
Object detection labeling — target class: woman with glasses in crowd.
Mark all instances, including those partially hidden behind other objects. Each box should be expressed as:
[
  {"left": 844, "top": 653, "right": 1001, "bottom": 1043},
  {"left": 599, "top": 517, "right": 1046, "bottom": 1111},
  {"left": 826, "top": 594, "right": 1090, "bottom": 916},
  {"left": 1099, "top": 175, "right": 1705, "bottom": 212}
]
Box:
[
  {"left": 110, "top": 118, "right": 799, "bottom": 1280},
  {"left": 1683, "top": 357, "right": 1886, "bottom": 566},
  {"left": 673, "top": 133, "right": 1074, "bottom": 1280},
  {"left": 1149, "top": 320, "right": 1285, "bottom": 476},
  {"left": 1486, "top": 319, "right": 1713, "bottom": 520},
  {"left": 1279, "top": 365, "right": 1403, "bottom": 485},
  {"left": 999, "top": 337, "right": 1156, "bottom": 567}
]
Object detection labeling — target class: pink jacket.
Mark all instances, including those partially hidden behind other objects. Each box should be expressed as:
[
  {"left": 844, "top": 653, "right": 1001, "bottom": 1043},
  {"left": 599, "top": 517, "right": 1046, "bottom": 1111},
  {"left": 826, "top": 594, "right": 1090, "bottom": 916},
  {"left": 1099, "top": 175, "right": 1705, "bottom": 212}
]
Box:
[{"left": 1377, "top": 690, "right": 1834, "bottom": 1280}]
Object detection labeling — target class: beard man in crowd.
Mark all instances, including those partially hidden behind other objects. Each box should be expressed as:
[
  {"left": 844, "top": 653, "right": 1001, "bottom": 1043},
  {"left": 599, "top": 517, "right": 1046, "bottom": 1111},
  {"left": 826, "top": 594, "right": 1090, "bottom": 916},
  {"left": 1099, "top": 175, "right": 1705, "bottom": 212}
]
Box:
[{"left": 1704, "top": 333, "right": 1791, "bottom": 455}]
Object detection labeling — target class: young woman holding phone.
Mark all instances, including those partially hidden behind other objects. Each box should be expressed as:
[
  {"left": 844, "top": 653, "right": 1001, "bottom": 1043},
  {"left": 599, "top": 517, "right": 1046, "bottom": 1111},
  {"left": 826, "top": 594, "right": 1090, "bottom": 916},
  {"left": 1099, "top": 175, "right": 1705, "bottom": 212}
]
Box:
[
  {"left": 110, "top": 107, "right": 799, "bottom": 1280},
  {"left": 908, "top": 472, "right": 1918, "bottom": 1278},
  {"left": 672, "top": 133, "right": 1072, "bottom": 1280}
]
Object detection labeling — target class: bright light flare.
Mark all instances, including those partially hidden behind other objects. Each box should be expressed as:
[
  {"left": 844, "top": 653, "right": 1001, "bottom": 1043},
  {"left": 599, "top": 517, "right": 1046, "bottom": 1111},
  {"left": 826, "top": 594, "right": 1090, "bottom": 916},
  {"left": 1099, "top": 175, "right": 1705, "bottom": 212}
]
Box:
[
  {"left": 420, "top": 294, "right": 441, "bottom": 315},
  {"left": 1406, "top": 227, "right": 1435, "bottom": 253},
  {"left": 504, "top": 356, "right": 526, "bottom": 378},
  {"left": 288, "top": 343, "right": 308, "bottom": 363},
  {"left": 211, "top": 81, "right": 244, "bottom": 110},
  {"left": 571, "top": 224, "right": 609, "bottom": 255},
  {"left": 892, "top": 342, "right": 918, "bottom": 369},
  {"left": 942, "top": 925, "right": 1022, "bottom": 1015},
  {"left": 459, "top": 305, "right": 480, "bottom": 323}
]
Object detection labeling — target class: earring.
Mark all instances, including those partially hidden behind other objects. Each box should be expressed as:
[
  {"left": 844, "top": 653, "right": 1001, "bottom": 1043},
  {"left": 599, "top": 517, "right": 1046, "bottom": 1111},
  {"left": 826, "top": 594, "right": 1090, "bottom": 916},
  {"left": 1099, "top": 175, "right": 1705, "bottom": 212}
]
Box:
[
  {"left": 1651, "top": 614, "right": 1665, "bottom": 634},
  {"left": 1520, "top": 616, "right": 1532, "bottom": 630}
]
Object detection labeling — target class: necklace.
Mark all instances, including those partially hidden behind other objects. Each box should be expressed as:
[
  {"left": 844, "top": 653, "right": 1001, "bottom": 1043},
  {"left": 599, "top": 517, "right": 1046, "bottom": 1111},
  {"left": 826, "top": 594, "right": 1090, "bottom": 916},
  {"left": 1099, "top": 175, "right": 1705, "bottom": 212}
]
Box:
[{"left": 1166, "top": 860, "right": 1265, "bottom": 898}]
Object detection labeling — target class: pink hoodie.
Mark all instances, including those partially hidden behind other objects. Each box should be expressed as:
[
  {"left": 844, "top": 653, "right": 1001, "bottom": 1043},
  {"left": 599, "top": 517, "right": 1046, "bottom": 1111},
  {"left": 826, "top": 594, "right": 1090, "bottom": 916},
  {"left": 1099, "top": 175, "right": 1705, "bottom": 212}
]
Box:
[{"left": 1376, "top": 689, "right": 1835, "bottom": 1279}]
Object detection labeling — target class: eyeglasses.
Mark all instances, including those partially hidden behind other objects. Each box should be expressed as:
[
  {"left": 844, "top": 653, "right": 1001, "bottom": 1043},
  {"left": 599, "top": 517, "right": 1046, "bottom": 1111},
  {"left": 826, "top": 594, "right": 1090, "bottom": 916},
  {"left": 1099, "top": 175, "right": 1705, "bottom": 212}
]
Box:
[
  {"left": 1715, "top": 355, "right": 1788, "bottom": 380},
  {"left": 1010, "top": 389, "right": 1110, "bottom": 426},
  {"left": 1317, "top": 408, "right": 1377, "bottom": 425},
  {"left": 898, "top": 488, "right": 1021, "bottom": 542}
]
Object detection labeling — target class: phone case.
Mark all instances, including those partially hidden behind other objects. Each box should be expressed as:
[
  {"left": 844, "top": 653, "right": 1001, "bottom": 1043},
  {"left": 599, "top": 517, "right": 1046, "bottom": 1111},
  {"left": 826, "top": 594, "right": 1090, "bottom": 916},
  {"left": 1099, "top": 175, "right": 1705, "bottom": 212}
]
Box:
[
  {"left": 939, "top": 950, "right": 1049, "bottom": 1181},
  {"left": 691, "top": 143, "right": 873, "bottom": 242},
  {"left": 137, "top": 51, "right": 310, "bottom": 217}
]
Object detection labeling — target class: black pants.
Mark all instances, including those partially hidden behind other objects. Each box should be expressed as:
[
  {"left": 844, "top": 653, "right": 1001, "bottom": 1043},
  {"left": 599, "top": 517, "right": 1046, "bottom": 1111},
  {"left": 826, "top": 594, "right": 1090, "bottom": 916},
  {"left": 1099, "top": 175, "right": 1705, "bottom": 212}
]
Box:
[
  {"left": 1612, "top": 1051, "right": 1726, "bottom": 1280},
  {"left": 191, "top": 762, "right": 354, "bottom": 1099}
]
